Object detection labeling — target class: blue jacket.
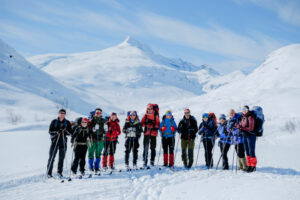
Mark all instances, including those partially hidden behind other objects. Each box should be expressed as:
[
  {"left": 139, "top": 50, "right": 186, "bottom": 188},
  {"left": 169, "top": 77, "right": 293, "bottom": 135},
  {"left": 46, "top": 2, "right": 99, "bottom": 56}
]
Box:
[
  {"left": 159, "top": 116, "right": 177, "bottom": 138},
  {"left": 217, "top": 122, "right": 231, "bottom": 144},
  {"left": 227, "top": 113, "right": 243, "bottom": 144},
  {"left": 198, "top": 118, "right": 217, "bottom": 140}
]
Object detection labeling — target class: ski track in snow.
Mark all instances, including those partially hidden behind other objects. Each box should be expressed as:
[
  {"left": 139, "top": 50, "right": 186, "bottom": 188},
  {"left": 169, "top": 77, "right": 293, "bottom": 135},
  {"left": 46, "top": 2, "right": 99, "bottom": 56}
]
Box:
[{"left": 1, "top": 164, "right": 300, "bottom": 200}]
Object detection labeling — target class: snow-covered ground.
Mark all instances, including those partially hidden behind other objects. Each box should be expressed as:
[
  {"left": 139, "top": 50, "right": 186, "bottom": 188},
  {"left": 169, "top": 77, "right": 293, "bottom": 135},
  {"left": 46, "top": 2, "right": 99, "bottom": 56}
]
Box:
[{"left": 0, "top": 39, "right": 300, "bottom": 199}]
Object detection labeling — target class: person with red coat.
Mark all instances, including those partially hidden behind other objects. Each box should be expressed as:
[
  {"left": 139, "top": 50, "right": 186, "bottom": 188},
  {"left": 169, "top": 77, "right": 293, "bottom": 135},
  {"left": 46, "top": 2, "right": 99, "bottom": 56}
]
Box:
[
  {"left": 238, "top": 105, "right": 257, "bottom": 173},
  {"left": 102, "top": 113, "right": 121, "bottom": 170},
  {"left": 141, "top": 104, "right": 160, "bottom": 168}
]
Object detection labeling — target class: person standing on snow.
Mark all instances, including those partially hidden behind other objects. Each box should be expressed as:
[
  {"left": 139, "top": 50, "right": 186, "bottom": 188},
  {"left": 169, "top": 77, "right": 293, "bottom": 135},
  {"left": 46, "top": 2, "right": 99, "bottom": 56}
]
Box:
[
  {"left": 238, "top": 106, "right": 257, "bottom": 173},
  {"left": 89, "top": 108, "right": 107, "bottom": 174},
  {"left": 159, "top": 110, "right": 177, "bottom": 167},
  {"left": 217, "top": 114, "right": 231, "bottom": 170},
  {"left": 177, "top": 108, "right": 198, "bottom": 169},
  {"left": 122, "top": 111, "right": 143, "bottom": 170},
  {"left": 47, "top": 109, "right": 72, "bottom": 178},
  {"left": 141, "top": 104, "right": 160, "bottom": 168},
  {"left": 71, "top": 118, "right": 90, "bottom": 176},
  {"left": 227, "top": 109, "right": 247, "bottom": 171},
  {"left": 198, "top": 113, "right": 217, "bottom": 168},
  {"left": 102, "top": 113, "right": 121, "bottom": 170}
]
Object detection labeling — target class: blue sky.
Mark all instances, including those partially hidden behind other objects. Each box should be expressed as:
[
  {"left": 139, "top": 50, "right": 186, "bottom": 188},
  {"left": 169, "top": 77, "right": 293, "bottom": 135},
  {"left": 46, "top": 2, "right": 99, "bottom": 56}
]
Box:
[{"left": 0, "top": 0, "right": 299, "bottom": 74}]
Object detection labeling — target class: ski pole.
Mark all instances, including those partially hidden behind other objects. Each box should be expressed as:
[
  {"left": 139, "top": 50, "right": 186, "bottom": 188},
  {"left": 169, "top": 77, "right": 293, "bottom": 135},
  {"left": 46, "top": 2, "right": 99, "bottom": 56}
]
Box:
[
  {"left": 216, "top": 136, "right": 230, "bottom": 170},
  {"left": 46, "top": 133, "right": 61, "bottom": 177},
  {"left": 235, "top": 144, "right": 239, "bottom": 173},
  {"left": 68, "top": 147, "right": 74, "bottom": 181},
  {"left": 132, "top": 137, "right": 136, "bottom": 168},
  {"left": 232, "top": 145, "right": 235, "bottom": 171},
  {"left": 144, "top": 128, "right": 151, "bottom": 168},
  {"left": 157, "top": 138, "right": 162, "bottom": 166},
  {"left": 62, "top": 131, "right": 68, "bottom": 176},
  {"left": 209, "top": 130, "right": 218, "bottom": 169},
  {"left": 173, "top": 134, "right": 180, "bottom": 168},
  {"left": 195, "top": 135, "right": 202, "bottom": 167}
]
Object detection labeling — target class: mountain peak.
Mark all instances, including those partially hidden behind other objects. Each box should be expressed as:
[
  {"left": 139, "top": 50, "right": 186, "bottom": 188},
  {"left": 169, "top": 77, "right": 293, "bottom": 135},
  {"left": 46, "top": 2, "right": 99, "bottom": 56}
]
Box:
[{"left": 119, "top": 36, "right": 153, "bottom": 54}]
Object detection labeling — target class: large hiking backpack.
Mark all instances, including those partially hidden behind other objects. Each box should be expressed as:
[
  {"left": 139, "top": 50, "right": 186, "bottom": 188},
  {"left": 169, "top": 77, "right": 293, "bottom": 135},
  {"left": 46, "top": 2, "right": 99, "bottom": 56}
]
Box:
[
  {"left": 208, "top": 113, "right": 218, "bottom": 128},
  {"left": 251, "top": 106, "right": 265, "bottom": 137},
  {"left": 151, "top": 104, "right": 159, "bottom": 118},
  {"left": 88, "top": 110, "right": 96, "bottom": 120},
  {"left": 145, "top": 104, "right": 159, "bottom": 125}
]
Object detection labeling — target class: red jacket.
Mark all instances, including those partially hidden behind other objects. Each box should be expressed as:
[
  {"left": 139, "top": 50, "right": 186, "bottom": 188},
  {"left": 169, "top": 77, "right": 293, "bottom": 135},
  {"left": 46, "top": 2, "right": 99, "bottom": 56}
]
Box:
[
  {"left": 141, "top": 113, "right": 160, "bottom": 136},
  {"left": 239, "top": 112, "right": 255, "bottom": 132},
  {"left": 105, "top": 118, "right": 121, "bottom": 141}
]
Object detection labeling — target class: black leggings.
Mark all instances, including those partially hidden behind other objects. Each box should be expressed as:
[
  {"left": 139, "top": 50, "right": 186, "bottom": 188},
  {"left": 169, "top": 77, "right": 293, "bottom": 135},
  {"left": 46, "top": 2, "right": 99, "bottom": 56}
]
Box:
[
  {"left": 219, "top": 142, "right": 230, "bottom": 168},
  {"left": 162, "top": 137, "right": 175, "bottom": 155},
  {"left": 235, "top": 143, "right": 245, "bottom": 158},
  {"left": 143, "top": 135, "right": 156, "bottom": 164},
  {"left": 203, "top": 139, "right": 214, "bottom": 167},
  {"left": 71, "top": 145, "right": 88, "bottom": 173},
  {"left": 125, "top": 137, "right": 139, "bottom": 165},
  {"left": 103, "top": 140, "right": 117, "bottom": 156}
]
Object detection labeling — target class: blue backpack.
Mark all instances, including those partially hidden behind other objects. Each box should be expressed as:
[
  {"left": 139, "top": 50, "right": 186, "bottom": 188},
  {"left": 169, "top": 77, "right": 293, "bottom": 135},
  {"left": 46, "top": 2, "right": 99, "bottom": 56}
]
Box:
[
  {"left": 88, "top": 110, "right": 96, "bottom": 120},
  {"left": 251, "top": 106, "right": 265, "bottom": 137}
]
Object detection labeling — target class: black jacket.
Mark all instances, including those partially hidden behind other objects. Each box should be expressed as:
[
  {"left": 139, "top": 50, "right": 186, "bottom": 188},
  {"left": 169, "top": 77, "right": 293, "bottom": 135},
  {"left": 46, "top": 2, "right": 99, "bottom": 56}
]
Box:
[
  {"left": 71, "top": 126, "right": 90, "bottom": 143},
  {"left": 49, "top": 118, "right": 72, "bottom": 145},
  {"left": 90, "top": 116, "right": 107, "bottom": 141},
  {"left": 122, "top": 118, "right": 143, "bottom": 138},
  {"left": 177, "top": 116, "right": 198, "bottom": 140}
]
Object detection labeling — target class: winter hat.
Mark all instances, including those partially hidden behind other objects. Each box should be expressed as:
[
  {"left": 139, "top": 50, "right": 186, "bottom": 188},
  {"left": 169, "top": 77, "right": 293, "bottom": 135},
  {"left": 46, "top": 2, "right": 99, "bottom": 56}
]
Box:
[
  {"left": 147, "top": 104, "right": 153, "bottom": 109},
  {"left": 130, "top": 111, "right": 137, "bottom": 116},
  {"left": 111, "top": 112, "right": 117, "bottom": 117},
  {"left": 202, "top": 113, "right": 209, "bottom": 118},
  {"left": 59, "top": 108, "right": 66, "bottom": 114},
  {"left": 81, "top": 118, "right": 89, "bottom": 123},
  {"left": 184, "top": 108, "right": 190, "bottom": 113},
  {"left": 242, "top": 105, "right": 249, "bottom": 112},
  {"left": 219, "top": 114, "right": 226, "bottom": 120},
  {"left": 165, "top": 110, "right": 172, "bottom": 116},
  {"left": 95, "top": 108, "right": 102, "bottom": 112}
]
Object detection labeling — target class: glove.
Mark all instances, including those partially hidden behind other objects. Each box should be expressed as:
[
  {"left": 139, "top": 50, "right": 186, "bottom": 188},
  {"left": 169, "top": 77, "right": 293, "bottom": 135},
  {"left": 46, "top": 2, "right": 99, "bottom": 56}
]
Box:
[
  {"left": 95, "top": 124, "right": 99, "bottom": 130},
  {"left": 92, "top": 127, "right": 96, "bottom": 132},
  {"left": 131, "top": 127, "right": 136, "bottom": 132},
  {"left": 104, "top": 124, "right": 108, "bottom": 132},
  {"left": 171, "top": 126, "right": 176, "bottom": 132},
  {"left": 161, "top": 126, "right": 167, "bottom": 132}
]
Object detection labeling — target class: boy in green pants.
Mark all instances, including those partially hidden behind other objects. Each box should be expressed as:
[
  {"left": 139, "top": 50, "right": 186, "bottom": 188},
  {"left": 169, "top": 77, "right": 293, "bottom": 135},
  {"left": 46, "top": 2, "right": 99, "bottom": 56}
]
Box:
[{"left": 89, "top": 108, "right": 107, "bottom": 174}]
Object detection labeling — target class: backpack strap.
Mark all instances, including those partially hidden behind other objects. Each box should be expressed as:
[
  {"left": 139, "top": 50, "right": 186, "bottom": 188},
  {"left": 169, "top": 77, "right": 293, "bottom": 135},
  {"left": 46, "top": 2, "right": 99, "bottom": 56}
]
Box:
[{"left": 54, "top": 119, "right": 58, "bottom": 129}]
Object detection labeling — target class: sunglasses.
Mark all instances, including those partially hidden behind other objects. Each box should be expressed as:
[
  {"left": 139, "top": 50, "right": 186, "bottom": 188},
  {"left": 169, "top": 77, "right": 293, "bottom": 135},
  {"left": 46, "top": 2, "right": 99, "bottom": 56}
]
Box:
[
  {"left": 59, "top": 112, "right": 66, "bottom": 115},
  {"left": 184, "top": 112, "right": 190, "bottom": 114},
  {"left": 82, "top": 121, "right": 87, "bottom": 124},
  {"left": 130, "top": 114, "right": 136, "bottom": 116}
]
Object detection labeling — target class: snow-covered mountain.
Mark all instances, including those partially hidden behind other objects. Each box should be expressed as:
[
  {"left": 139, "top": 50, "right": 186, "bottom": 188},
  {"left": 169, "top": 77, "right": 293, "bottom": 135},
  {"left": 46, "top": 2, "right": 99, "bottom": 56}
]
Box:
[
  {"left": 202, "top": 70, "right": 246, "bottom": 92},
  {"left": 165, "top": 44, "right": 300, "bottom": 138},
  {"left": 0, "top": 39, "right": 120, "bottom": 126},
  {"left": 28, "top": 37, "right": 220, "bottom": 112}
]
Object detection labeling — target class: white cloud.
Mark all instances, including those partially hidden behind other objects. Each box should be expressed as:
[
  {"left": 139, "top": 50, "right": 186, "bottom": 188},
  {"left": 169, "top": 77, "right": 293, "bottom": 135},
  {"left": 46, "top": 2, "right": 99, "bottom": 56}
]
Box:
[
  {"left": 139, "top": 12, "right": 283, "bottom": 62},
  {"left": 235, "top": 0, "right": 300, "bottom": 27}
]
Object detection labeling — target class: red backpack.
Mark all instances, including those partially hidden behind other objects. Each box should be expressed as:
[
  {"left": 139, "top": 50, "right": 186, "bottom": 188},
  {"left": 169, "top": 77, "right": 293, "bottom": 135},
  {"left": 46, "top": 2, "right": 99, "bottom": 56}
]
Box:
[
  {"left": 208, "top": 113, "right": 218, "bottom": 128},
  {"left": 151, "top": 104, "right": 159, "bottom": 118},
  {"left": 145, "top": 104, "right": 159, "bottom": 123}
]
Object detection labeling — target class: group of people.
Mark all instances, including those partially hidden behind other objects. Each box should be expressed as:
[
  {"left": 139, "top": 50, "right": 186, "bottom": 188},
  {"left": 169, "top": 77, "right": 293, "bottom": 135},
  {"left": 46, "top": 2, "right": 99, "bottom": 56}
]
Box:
[{"left": 46, "top": 104, "right": 261, "bottom": 178}]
